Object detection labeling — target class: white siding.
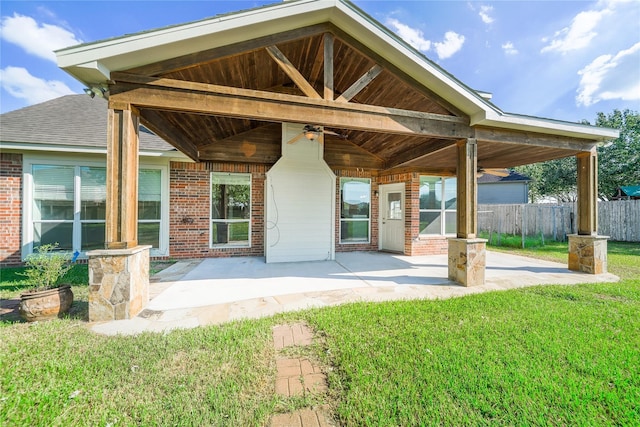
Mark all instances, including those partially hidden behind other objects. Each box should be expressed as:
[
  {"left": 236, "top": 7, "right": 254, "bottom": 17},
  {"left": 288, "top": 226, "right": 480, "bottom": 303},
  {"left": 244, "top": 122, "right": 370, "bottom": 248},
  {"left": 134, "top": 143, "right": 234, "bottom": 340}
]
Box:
[
  {"left": 265, "top": 123, "right": 336, "bottom": 263},
  {"left": 478, "top": 182, "right": 528, "bottom": 204}
]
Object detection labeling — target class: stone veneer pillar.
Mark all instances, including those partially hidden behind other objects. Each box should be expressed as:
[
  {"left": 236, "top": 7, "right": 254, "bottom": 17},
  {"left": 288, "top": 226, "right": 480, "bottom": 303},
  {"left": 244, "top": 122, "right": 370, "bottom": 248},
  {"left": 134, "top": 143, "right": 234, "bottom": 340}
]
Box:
[
  {"left": 448, "top": 238, "right": 487, "bottom": 287},
  {"left": 568, "top": 235, "right": 608, "bottom": 274},
  {"left": 87, "top": 245, "right": 151, "bottom": 322}
]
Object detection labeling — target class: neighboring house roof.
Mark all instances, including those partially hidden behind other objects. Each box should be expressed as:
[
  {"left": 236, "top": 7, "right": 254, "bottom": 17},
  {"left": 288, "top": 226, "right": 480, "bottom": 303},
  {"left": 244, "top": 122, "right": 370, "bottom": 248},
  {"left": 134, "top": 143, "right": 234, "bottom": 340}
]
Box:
[
  {"left": 478, "top": 171, "right": 531, "bottom": 184},
  {"left": 0, "top": 95, "right": 179, "bottom": 155},
  {"left": 56, "top": 0, "right": 617, "bottom": 142},
  {"left": 618, "top": 185, "right": 640, "bottom": 197}
]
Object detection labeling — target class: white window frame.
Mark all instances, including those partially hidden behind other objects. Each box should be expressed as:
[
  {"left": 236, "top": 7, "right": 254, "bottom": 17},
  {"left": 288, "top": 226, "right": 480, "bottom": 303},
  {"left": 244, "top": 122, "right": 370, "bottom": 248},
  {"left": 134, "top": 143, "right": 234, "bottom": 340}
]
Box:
[
  {"left": 419, "top": 176, "right": 457, "bottom": 236},
  {"left": 210, "top": 172, "right": 252, "bottom": 248},
  {"left": 22, "top": 155, "right": 169, "bottom": 259},
  {"left": 339, "top": 177, "right": 371, "bottom": 244}
]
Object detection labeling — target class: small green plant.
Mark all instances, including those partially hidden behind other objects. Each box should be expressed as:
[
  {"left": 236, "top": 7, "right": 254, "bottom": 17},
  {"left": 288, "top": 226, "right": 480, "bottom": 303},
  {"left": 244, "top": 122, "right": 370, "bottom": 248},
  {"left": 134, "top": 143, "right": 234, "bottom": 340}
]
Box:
[{"left": 20, "top": 243, "right": 72, "bottom": 291}]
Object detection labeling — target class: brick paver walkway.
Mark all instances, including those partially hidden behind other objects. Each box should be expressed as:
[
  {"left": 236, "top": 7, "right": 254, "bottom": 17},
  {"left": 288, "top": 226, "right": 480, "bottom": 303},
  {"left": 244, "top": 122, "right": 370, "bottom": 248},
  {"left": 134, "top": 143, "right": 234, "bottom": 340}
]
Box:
[{"left": 269, "top": 323, "right": 334, "bottom": 427}]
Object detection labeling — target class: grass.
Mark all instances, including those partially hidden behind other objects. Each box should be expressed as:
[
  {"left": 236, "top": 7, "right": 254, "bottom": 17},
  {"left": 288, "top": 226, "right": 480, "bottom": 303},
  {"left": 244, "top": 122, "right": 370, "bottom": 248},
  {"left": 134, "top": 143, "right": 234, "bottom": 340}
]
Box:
[{"left": 1, "top": 242, "right": 639, "bottom": 425}]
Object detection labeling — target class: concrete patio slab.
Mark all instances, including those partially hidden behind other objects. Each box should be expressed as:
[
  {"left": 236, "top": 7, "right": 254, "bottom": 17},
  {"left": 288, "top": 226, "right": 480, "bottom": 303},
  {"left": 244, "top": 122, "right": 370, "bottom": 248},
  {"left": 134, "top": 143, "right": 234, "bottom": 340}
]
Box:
[{"left": 91, "top": 251, "right": 619, "bottom": 335}]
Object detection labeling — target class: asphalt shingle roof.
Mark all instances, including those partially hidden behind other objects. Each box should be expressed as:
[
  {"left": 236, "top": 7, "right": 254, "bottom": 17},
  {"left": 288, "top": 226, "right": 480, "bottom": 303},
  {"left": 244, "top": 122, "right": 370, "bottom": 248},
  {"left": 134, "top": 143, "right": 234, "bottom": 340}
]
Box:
[
  {"left": 0, "top": 95, "right": 174, "bottom": 151},
  {"left": 477, "top": 170, "right": 531, "bottom": 183}
]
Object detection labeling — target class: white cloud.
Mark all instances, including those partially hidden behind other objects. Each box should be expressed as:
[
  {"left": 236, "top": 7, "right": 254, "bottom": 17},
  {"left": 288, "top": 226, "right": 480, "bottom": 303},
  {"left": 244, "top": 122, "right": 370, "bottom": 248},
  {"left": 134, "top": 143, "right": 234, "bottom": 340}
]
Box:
[
  {"left": 434, "top": 32, "right": 465, "bottom": 60},
  {"left": 386, "top": 18, "right": 464, "bottom": 60},
  {"left": 501, "top": 42, "right": 518, "bottom": 55},
  {"left": 386, "top": 18, "right": 431, "bottom": 52},
  {"left": 479, "top": 5, "right": 494, "bottom": 24},
  {"left": 541, "top": 7, "right": 612, "bottom": 54},
  {"left": 576, "top": 42, "right": 640, "bottom": 106},
  {"left": 0, "top": 66, "right": 75, "bottom": 104},
  {"left": 0, "top": 13, "right": 82, "bottom": 62}
]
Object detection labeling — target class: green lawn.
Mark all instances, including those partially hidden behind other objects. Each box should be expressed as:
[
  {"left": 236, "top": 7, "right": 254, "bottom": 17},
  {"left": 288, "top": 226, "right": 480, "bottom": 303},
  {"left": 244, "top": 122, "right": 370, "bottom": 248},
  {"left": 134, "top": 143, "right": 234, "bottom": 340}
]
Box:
[{"left": 1, "top": 242, "right": 639, "bottom": 425}]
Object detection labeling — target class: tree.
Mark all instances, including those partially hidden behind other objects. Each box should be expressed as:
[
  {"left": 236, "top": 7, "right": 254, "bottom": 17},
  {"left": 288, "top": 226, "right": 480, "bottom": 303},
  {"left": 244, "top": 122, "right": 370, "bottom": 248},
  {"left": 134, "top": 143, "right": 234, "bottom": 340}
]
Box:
[
  {"left": 516, "top": 157, "right": 577, "bottom": 202},
  {"left": 593, "top": 109, "right": 640, "bottom": 199},
  {"left": 516, "top": 109, "right": 639, "bottom": 202}
]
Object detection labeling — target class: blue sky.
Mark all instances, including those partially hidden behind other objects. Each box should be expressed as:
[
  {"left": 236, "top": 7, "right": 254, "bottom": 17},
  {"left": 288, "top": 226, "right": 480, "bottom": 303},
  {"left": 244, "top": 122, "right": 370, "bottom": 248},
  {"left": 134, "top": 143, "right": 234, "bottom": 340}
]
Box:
[{"left": 1, "top": 0, "right": 639, "bottom": 124}]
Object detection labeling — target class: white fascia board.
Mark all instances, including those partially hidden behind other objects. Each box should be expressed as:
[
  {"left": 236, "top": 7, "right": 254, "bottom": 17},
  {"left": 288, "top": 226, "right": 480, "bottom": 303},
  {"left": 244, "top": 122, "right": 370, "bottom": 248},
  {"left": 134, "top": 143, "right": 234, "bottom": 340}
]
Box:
[
  {"left": 330, "top": 1, "right": 494, "bottom": 117},
  {"left": 56, "top": 0, "right": 336, "bottom": 85},
  {"left": 473, "top": 110, "right": 620, "bottom": 141},
  {"left": 0, "top": 142, "right": 191, "bottom": 160}
]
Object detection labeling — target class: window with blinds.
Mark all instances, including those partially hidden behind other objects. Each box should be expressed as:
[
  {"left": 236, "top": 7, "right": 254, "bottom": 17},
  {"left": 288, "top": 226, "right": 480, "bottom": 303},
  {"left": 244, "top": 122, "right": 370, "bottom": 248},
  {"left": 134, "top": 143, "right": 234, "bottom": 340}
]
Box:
[{"left": 30, "top": 164, "right": 163, "bottom": 253}]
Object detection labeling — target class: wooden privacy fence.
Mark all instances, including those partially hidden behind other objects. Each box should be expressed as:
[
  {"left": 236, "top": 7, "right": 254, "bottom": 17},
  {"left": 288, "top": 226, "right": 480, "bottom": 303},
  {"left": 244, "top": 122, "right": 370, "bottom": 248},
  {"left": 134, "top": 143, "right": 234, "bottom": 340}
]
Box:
[{"left": 478, "top": 200, "right": 640, "bottom": 242}]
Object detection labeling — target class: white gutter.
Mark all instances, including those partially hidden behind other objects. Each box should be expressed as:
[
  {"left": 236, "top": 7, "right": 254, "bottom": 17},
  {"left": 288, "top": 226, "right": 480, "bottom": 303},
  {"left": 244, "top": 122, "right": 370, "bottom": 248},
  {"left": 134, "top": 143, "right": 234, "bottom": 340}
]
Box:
[{"left": 0, "top": 142, "right": 192, "bottom": 160}]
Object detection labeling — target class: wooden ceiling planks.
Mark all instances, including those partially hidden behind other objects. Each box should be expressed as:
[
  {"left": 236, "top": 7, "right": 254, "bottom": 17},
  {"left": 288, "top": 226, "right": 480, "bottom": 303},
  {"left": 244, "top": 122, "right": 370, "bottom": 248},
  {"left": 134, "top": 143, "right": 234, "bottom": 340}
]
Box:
[{"left": 115, "top": 27, "right": 591, "bottom": 171}]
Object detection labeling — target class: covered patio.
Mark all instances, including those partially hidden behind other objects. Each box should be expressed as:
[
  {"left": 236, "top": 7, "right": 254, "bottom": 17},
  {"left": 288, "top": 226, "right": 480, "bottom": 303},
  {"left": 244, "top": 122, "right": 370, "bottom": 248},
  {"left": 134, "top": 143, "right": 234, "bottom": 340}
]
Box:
[
  {"left": 91, "top": 251, "right": 619, "bottom": 335},
  {"left": 55, "top": 0, "right": 617, "bottom": 322}
]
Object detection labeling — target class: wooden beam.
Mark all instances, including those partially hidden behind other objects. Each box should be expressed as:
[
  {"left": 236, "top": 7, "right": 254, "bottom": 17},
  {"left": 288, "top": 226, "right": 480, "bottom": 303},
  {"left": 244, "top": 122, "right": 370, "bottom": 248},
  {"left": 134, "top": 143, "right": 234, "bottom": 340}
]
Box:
[
  {"left": 198, "top": 123, "right": 281, "bottom": 163},
  {"left": 106, "top": 106, "right": 139, "bottom": 249},
  {"left": 137, "top": 109, "right": 199, "bottom": 161},
  {"left": 265, "top": 45, "right": 321, "bottom": 99},
  {"left": 384, "top": 140, "right": 454, "bottom": 169},
  {"left": 323, "top": 33, "right": 334, "bottom": 101},
  {"left": 475, "top": 126, "right": 595, "bottom": 152},
  {"left": 127, "top": 24, "right": 331, "bottom": 76},
  {"left": 576, "top": 148, "right": 598, "bottom": 235},
  {"left": 328, "top": 25, "right": 467, "bottom": 118},
  {"left": 335, "top": 64, "right": 383, "bottom": 103},
  {"left": 456, "top": 138, "right": 478, "bottom": 239},
  {"left": 109, "top": 73, "right": 472, "bottom": 139}
]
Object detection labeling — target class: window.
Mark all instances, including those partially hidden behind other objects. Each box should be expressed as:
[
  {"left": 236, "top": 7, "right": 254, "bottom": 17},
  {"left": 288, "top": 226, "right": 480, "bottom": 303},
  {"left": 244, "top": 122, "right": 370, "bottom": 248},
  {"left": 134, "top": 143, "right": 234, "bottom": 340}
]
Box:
[
  {"left": 29, "top": 163, "right": 164, "bottom": 254},
  {"left": 340, "top": 178, "right": 370, "bottom": 243},
  {"left": 211, "top": 173, "right": 251, "bottom": 247},
  {"left": 419, "top": 176, "right": 457, "bottom": 235}
]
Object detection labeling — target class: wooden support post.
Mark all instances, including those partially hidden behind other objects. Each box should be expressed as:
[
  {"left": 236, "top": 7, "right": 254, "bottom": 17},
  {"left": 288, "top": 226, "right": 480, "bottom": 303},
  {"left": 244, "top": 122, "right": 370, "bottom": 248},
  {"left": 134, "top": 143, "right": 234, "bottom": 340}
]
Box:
[
  {"left": 448, "top": 138, "right": 486, "bottom": 286},
  {"left": 569, "top": 148, "right": 607, "bottom": 274},
  {"left": 106, "top": 105, "right": 140, "bottom": 249},
  {"left": 456, "top": 138, "right": 477, "bottom": 238},
  {"left": 576, "top": 148, "right": 598, "bottom": 236}
]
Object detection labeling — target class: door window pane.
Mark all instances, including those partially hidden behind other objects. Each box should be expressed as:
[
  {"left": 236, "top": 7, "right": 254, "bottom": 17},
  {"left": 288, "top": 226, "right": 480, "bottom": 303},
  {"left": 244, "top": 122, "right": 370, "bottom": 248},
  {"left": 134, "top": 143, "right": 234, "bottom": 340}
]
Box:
[{"left": 387, "top": 192, "right": 402, "bottom": 220}]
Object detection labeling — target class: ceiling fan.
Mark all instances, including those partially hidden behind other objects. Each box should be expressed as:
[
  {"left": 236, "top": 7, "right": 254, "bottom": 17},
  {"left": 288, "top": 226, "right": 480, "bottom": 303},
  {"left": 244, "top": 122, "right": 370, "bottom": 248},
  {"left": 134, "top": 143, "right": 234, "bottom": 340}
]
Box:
[
  {"left": 286, "top": 124, "right": 347, "bottom": 144},
  {"left": 477, "top": 167, "right": 510, "bottom": 177}
]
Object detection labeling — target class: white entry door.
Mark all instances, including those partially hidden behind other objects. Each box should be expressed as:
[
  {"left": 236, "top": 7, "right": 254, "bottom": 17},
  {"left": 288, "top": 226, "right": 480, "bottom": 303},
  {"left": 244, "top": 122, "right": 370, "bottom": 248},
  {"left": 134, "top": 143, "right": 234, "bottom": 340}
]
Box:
[{"left": 379, "top": 183, "right": 405, "bottom": 253}]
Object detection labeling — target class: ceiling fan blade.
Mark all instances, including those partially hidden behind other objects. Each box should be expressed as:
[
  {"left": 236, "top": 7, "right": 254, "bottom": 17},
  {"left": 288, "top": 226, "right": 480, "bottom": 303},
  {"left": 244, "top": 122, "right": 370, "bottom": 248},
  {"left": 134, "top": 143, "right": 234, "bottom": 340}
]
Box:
[
  {"left": 484, "top": 168, "right": 510, "bottom": 177},
  {"left": 286, "top": 132, "right": 305, "bottom": 144},
  {"left": 323, "top": 128, "right": 348, "bottom": 139}
]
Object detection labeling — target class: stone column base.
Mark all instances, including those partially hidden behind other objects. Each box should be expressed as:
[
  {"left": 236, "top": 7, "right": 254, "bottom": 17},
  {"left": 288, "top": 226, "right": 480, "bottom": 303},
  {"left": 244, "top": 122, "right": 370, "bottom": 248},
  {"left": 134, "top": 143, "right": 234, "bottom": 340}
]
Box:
[
  {"left": 87, "top": 245, "right": 151, "bottom": 322},
  {"left": 568, "top": 235, "right": 608, "bottom": 274},
  {"left": 448, "top": 238, "right": 487, "bottom": 287}
]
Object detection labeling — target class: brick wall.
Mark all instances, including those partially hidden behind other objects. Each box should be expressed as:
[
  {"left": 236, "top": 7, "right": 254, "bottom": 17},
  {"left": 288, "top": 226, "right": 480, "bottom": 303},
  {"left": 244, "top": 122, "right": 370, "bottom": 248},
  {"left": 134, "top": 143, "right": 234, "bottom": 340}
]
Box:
[
  {"left": 168, "top": 161, "right": 449, "bottom": 259},
  {"left": 0, "top": 153, "right": 23, "bottom": 265},
  {"left": 169, "top": 161, "right": 266, "bottom": 259}
]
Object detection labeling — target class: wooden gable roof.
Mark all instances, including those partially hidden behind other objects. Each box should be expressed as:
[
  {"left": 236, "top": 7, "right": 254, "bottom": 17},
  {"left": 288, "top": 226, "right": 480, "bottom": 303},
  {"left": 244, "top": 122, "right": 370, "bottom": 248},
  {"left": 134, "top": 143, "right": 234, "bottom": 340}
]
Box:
[{"left": 56, "top": 0, "right": 617, "bottom": 174}]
